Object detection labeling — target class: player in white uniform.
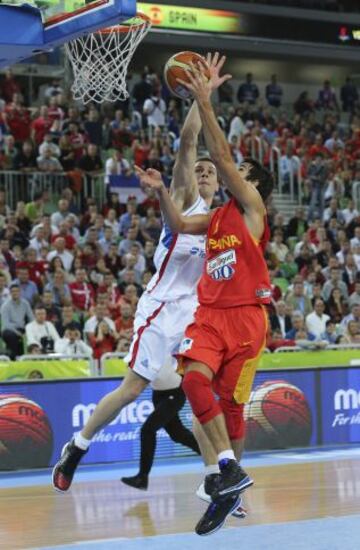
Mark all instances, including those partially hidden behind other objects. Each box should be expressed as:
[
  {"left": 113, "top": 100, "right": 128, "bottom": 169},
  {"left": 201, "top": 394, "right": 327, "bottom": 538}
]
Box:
[{"left": 52, "top": 53, "right": 226, "bottom": 493}]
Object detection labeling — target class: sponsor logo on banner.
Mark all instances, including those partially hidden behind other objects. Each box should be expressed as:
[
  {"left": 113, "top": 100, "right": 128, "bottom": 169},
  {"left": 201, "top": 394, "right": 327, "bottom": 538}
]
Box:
[
  {"left": 207, "top": 249, "right": 236, "bottom": 281},
  {"left": 332, "top": 388, "right": 360, "bottom": 427},
  {"left": 72, "top": 400, "right": 154, "bottom": 444}
]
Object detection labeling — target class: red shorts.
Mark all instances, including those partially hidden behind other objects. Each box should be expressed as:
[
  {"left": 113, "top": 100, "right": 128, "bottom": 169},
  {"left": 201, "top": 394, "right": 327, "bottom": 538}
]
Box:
[{"left": 177, "top": 304, "right": 268, "bottom": 404}]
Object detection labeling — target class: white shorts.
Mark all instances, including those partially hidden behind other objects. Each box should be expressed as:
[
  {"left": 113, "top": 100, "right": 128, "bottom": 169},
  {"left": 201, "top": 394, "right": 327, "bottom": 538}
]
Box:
[{"left": 124, "top": 292, "right": 198, "bottom": 381}]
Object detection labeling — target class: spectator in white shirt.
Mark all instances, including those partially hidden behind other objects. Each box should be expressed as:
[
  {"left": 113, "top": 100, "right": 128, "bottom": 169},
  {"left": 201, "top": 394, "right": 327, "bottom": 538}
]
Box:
[
  {"left": 99, "top": 226, "right": 116, "bottom": 255},
  {"left": 29, "top": 226, "right": 49, "bottom": 259},
  {"left": 105, "top": 150, "right": 131, "bottom": 185},
  {"left": 340, "top": 303, "right": 360, "bottom": 331},
  {"left": 349, "top": 281, "right": 360, "bottom": 307},
  {"left": 306, "top": 299, "right": 330, "bottom": 340},
  {"left": 227, "top": 107, "right": 246, "bottom": 142},
  {"left": 25, "top": 304, "right": 60, "bottom": 353},
  {"left": 324, "top": 131, "right": 344, "bottom": 153},
  {"left": 37, "top": 147, "right": 62, "bottom": 172},
  {"left": 269, "top": 230, "right": 289, "bottom": 263},
  {"left": 51, "top": 199, "right": 70, "bottom": 228},
  {"left": 342, "top": 199, "right": 359, "bottom": 226},
  {"left": 353, "top": 243, "right": 360, "bottom": 271},
  {"left": 294, "top": 233, "right": 317, "bottom": 258},
  {"left": 143, "top": 89, "right": 166, "bottom": 128},
  {"left": 39, "top": 133, "right": 61, "bottom": 158},
  {"left": 47, "top": 237, "right": 74, "bottom": 272},
  {"left": 323, "top": 198, "right": 345, "bottom": 225},
  {"left": 0, "top": 271, "right": 10, "bottom": 307},
  {"left": 350, "top": 227, "right": 360, "bottom": 250},
  {"left": 104, "top": 209, "right": 120, "bottom": 236},
  {"left": 55, "top": 324, "right": 93, "bottom": 357},
  {"left": 280, "top": 142, "right": 300, "bottom": 188}
]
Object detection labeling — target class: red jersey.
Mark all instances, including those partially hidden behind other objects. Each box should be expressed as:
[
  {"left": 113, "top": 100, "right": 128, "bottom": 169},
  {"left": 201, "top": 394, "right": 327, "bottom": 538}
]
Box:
[
  {"left": 69, "top": 282, "right": 95, "bottom": 311},
  {"left": 198, "top": 198, "right": 271, "bottom": 308}
]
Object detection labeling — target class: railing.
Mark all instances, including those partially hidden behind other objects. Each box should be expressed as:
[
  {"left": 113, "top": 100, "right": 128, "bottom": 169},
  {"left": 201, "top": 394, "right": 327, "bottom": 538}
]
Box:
[
  {"left": 251, "top": 136, "right": 264, "bottom": 164},
  {"left": 270, "top": 147, "right": 302, "bottom": 203},
  {"left": 274, "top": 344, "right": 360, "bottom": 353},
  {"left": 353, "top": 181, "right": 360, "bottom": 211},
  {"left": 0, "top": 170, "right": 106, "bottom": 209},
  {"left": 270, "top": 145, "right": 282, "bottom": 192}
]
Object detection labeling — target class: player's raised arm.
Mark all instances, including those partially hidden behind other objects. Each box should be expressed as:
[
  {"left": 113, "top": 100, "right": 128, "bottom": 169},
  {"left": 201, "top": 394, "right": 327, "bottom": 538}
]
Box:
[
  {"left": 170, "top": 100, "right": 201, "bottom": 209},
  {"left": 177, "top": 62, "right": 265, "bottom": 216},
  {"left": 135, "top": 166, "right": 211, "bottom": 235},
  {"left": 170, "top": 53, "right": 234, "bottom": 210}
]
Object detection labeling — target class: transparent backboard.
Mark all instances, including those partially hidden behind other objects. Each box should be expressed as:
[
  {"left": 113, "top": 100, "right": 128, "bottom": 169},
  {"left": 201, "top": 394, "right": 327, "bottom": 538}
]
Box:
[{"left": 0, "top": 0, "right": 136, "bottom": 67}]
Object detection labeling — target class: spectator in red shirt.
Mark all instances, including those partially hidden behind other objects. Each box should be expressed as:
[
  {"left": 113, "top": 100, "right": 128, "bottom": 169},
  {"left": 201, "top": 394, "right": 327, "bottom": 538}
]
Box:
[
  {"left": 89, "top": 319, "right": 117, "bottom": 360},
  {"left": 0, "top": 69, "right": 21, "bottom": 103},
  {"left": 20, "top": 248, "right": 46, "bottom": 290},
  {"left": 31, "top": 106, "right": 53, "bottom": 145},
  {"left": 131, "top": 132, "right": 151, "bottom": 167},
  {"left": 4, "top": 93, "right": 31, "bottom": 143},
  {"left": 51, "top": 220, "right": 77, "bottom": 250},
  {"left": 69, "top": 267, "right": 95, "bottom": 312},
  {"left": 114, "top": 302, "right": 134, "bottom": 341},
  {"left": 67, "top": 122, "right": 88, "bottom": 161},
  {"left": 309, "top": 134, "right": 329, "bottom": 158},
  {"left": 140, "top": 187, "right": 160, "bottom": 216},
  {"left": 47, "top": 96, "right": 64, "bottom": 124}
]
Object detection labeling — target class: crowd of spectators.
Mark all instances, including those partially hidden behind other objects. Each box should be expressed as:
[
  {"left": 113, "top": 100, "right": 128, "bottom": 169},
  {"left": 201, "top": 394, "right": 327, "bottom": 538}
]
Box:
[{"left": 0, "top": 64, "right": 358, "bottom": 363}]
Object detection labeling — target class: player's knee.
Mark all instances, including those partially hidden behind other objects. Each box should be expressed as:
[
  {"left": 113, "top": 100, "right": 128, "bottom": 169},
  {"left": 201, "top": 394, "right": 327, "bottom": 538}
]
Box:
[
  {"left": 219, "top": 398, "right": 245, "bottom": 440},
  {"left": 182, "top": 371, "right": 221, "bottom": 425}
]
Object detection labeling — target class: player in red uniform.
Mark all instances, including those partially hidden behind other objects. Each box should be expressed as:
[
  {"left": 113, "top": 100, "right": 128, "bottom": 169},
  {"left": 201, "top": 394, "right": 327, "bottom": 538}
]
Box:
[{"left": 136, "top": 57, "right": 273, "bottom": 536}]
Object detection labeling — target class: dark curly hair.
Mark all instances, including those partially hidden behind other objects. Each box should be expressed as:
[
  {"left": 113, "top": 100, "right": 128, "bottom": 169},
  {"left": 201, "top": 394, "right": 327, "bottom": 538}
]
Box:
[{"left": 243, "top": 157, "right": 274, "bottom": 202}]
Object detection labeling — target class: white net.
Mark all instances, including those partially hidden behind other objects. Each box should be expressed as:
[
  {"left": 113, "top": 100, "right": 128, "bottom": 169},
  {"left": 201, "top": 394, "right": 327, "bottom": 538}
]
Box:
[{"left": 64, "top": 13, "right": 151, "bottom": 104}]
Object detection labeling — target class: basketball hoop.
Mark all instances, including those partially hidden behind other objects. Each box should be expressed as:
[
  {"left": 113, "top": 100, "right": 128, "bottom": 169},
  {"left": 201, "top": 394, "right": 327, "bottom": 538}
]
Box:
[{"left": 64, "top": 12, "right": 151, "bottom": 104}]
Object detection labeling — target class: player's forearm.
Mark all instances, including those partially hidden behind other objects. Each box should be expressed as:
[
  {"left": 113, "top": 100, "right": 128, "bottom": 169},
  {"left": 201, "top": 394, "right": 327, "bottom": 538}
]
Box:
[
  {"left": 158, "top": 186, "right": 186, "bottom": 233},
  {"left": 180, "top": 101, "right": 201, "bottom": 142},
  {"left": 197, "top": 98, "right": 248, "bottom": 199},
  {"left": 197, "top": 98, "right": 231, "bottom": 168}
]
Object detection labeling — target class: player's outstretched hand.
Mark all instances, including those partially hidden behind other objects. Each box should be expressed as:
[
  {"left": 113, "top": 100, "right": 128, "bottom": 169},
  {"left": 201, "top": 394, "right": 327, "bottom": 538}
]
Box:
[
  {"left": 206, "top": 51, "right": 232, "bottom": 91},
  {"left": 177, "top": 60, "right": 227, "bottom": 104},
  {"left": 135, "top": 166, "right": 165, "bottom": 193}
]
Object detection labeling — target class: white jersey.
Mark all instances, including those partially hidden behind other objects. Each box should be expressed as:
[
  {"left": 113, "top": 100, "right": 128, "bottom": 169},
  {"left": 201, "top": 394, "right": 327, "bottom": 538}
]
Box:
[{"left": 146, "top": 195, "right": 208, "bottom": 302}]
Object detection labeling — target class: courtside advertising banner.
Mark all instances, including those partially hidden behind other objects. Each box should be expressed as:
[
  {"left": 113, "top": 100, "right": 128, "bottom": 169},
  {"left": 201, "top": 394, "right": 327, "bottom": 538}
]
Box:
[{"left": 0, "top": 368, "right": 321, "bottom": 470}]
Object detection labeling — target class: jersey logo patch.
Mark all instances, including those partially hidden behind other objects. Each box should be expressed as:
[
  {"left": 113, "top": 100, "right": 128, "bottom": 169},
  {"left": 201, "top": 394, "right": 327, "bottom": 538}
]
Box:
[
  {"left": 255, "top": 288, "right": 272, "bottom": 299},
  {"left": 179, "top": 338, "right": 193, "bottom": 353},
  {"left": 207, "top": 249, "right": 236, "bottom": 281}
]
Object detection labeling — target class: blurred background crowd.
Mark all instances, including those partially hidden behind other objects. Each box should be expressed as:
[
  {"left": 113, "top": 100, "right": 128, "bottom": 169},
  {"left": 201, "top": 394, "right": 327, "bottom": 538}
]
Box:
[{"left": 0, "top": 61, "right": 359, "bottom": 363}]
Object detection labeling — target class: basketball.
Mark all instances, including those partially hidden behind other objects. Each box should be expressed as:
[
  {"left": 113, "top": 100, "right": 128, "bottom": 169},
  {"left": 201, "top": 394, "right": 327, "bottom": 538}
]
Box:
[
  {"left": 164, "top": 51, "right": 210, "bottom": 99},
  {"left": 244, "top": 380, "right": 312, "bottom": 450},
  {"left": 0, "top": 394, "right": 53, "bottom": 469}
]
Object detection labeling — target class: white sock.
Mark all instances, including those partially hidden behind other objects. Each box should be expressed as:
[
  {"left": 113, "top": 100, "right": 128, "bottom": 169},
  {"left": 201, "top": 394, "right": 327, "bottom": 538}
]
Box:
[
  {"left": 205, "top": 464, "right": 220, "bottom": 475},
  {"left": 218, "top": 450, "right": 236, "bottom": 462},
  {"left": 74, "top": 432, "right": 92, "bottom": 450}
]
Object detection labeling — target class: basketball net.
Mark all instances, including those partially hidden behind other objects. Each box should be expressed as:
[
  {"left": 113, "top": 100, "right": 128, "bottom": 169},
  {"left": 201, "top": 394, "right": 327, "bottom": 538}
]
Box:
[{"left": 64, "top": 12, "right": 151, "bottom": 104}]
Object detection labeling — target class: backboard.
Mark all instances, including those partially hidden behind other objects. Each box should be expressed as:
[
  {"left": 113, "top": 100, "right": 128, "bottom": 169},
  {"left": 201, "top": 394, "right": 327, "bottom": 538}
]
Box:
[{"left": 0, "top": 0, "right": 137, "bottom": 68}]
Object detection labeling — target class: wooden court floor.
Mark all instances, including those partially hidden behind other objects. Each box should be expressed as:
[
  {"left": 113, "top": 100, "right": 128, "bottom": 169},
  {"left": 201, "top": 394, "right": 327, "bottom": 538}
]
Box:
[{"left": 1, "top": 458, "right": 360, "bottom": 549}]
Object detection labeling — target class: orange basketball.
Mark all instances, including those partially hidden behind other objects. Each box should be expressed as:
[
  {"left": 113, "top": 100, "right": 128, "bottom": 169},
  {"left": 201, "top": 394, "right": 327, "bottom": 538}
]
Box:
[
  {"left": 0, "top": 394, "right": 53, "bottom": 469},
  {"left": 244, "top": 380, "right": 312, "bottom": 450},
  {"left": 164, "top": 51, "right": 210, "bottom": 100}
]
